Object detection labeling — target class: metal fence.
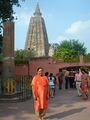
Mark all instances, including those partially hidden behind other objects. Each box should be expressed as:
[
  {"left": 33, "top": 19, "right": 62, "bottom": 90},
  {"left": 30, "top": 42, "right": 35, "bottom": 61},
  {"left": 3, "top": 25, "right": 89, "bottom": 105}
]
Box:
[{"left": 0, "top": 75, "right": 33, "bottom": 102}]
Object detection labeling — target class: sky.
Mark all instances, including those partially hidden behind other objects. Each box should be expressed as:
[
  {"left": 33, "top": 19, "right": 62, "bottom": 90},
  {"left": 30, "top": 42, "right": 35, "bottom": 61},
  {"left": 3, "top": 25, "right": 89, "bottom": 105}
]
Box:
[{"left": 14, "top": 0, "right": 90, "bottom": 53}]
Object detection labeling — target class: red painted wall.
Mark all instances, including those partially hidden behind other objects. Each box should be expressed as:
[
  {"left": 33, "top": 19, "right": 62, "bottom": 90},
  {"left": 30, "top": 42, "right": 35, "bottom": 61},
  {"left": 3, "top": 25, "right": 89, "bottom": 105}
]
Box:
[
  {"left": 15, "top": 64, "right": 29, "bottom": 76},
  {"left": 28, "top": 57, "right": 80, "bottom": 77},
  {"left": 15, "top": 57, "right": 90, "bottom": 77}
]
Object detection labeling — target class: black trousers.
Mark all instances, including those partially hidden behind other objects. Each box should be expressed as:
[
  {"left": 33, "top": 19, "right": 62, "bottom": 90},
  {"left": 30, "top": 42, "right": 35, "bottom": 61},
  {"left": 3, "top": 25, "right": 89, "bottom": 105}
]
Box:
[{"left": 65, "top": 76, "right": 69, "bottom": 89}]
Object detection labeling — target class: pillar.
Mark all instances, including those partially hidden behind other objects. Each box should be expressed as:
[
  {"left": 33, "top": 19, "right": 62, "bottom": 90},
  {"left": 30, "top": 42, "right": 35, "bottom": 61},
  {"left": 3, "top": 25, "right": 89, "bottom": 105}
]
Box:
[{"left": 2, "top": 21, "right": 15, "bottom": 93}]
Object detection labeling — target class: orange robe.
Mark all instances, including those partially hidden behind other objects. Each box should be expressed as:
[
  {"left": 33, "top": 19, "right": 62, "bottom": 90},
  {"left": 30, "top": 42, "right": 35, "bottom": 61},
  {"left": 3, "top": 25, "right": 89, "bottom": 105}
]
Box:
[
  {"left": 81, "top": 81, "right": 88, "bottom": 93},
  {"left": 81, "top": 74, "right": 88, "bottom": 93},
  {"left": 31, "top": 75, "right": 49, "bottom": 111}
]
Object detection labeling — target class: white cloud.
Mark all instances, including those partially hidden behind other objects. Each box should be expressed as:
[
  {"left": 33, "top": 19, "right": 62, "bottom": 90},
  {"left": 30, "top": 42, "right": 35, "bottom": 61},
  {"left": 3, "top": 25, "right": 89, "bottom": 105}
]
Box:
[
  {"left": 66, "top": 20, "right": 90, "bottom": 34},
  {"left": 66, "top": 21, "right": 81, "bottom": 34},
  {"left": 55, "top": 20, "right": 90, "bottom": 52}
]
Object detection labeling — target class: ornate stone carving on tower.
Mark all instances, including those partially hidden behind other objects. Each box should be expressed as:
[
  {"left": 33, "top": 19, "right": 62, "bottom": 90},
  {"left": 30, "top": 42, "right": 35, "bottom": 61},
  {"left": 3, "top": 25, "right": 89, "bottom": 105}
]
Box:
[{"left": 25, "top": 3, "right": 49, "bottom": 57}]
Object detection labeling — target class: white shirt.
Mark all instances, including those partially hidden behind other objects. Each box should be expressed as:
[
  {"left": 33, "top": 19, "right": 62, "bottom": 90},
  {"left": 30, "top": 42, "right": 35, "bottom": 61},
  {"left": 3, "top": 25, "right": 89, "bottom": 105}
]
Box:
[{"left": 75, "top": 72, "right": 82, "bottom": 82}]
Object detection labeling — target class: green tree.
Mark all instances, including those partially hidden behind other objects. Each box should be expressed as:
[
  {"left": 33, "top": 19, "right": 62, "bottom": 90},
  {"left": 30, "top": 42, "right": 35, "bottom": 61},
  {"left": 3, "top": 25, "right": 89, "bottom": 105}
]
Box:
[
  {"left": 0, "top": 53, "right": 3, "bottom": 61},
  {"left": 0, "top": 34, "right": 2, "bottom": 53},
  {"left": 0, "top": 0, "right": 25, "bottom": 22},
  {"left": 53, "top": 39, "right": 86, "bottom": 62},
  {"left": 0, "top": 0, "right": 25, "bottom": 34},
  {"left": 14, "top": 49, "right": 36, "bottom": 64},
  {"left": 0, "top": 0, "right": 25, "bottom": 53},
  {"left": 84, "top": 53, "right": 90, "bottom": 63}
]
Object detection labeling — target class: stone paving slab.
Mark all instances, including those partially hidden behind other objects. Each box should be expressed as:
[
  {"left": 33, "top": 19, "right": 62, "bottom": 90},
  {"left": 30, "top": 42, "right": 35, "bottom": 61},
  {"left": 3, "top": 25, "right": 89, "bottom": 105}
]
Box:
[{"left": 0, "top": 89, "right": 90, "bottom": 120}]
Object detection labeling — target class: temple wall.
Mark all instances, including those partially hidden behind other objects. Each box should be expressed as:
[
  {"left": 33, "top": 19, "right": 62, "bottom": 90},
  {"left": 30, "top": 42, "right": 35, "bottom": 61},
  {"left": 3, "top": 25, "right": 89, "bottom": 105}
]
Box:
[{"left": 15, "top": 56, "right": 90, "bottom": 77}]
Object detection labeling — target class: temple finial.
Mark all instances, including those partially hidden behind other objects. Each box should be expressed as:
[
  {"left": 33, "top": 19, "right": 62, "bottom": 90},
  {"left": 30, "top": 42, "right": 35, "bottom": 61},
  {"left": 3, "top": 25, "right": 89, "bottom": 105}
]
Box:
[{"left": 34, "top": 2, "right": 42, "bottom": 16}]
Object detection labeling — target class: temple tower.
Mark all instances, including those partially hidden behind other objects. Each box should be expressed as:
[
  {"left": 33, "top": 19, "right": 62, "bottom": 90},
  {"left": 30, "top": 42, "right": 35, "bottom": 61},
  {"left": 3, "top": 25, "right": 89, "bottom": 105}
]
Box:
[{"left": 25, "top": 3, "right": 49, "bottom": 57}]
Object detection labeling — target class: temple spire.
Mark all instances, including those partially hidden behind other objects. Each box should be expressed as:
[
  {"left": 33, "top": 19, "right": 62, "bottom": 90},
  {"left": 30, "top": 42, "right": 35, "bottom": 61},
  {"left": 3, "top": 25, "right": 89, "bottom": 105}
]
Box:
[
  {"left": 25, "top": 2, "right": 49, "bottom": 57},
  {"left": 34, "top": 2, "right": 42, "bottom": 16}
]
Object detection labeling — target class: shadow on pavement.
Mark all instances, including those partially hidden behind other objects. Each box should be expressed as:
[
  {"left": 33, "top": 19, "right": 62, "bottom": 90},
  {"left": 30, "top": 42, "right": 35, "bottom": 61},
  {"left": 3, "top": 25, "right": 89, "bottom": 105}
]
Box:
[{"left": 46, "top": 107, "right": 86, "bottom": 119}]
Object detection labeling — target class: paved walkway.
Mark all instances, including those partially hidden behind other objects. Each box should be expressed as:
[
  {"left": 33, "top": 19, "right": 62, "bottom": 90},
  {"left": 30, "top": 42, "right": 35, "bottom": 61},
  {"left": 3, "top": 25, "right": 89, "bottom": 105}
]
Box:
[{"left": 0, "top": 89, "right": 90, "bottom": 120}]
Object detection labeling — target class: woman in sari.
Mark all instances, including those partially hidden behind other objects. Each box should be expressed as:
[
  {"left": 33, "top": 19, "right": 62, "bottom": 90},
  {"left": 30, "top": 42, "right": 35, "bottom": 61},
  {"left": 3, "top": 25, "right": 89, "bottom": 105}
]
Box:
[
  {"left": 31, "top": 67, "right": 49, "bottom": 120},
  {"left": 80, "top": 70, "right": 89, "bottom": 100},
  {"left": 88, "top": 74, "right": 90, "bottom": 92}
]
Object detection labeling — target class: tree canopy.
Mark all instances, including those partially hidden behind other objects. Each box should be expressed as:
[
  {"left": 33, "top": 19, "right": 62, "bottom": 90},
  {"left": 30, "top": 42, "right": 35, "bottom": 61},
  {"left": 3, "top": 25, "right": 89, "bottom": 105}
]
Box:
[
  {"left": 53, "top": 39, "right": 87, "bottom": 62},
  {"left": 14, "top": 49, "right": 36, "bottom": 64},
  {"left": 0, "top": 0, "right": 25, "bottom": 21},
  {"left": 0, "top": 0, "right": 25, "bottom": 53},
  {"left": 0, "top": 0, "right": 25, "bottom": 32},
  {"left": 0, "top": 34, "right": 2, "bottom": 53}
]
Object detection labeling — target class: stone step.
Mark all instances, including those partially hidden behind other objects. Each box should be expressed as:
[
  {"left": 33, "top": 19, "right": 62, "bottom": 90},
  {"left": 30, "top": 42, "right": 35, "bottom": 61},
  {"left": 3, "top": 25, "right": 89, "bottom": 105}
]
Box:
[
  {"left": 0, "top": 91, "right": 22, "bottom": 98},
  {"left": 0, "top": 93, "right": 32, "bottom": 102},
  {"left": 0, "top": 97, "right": 19, "bottom": 102}
]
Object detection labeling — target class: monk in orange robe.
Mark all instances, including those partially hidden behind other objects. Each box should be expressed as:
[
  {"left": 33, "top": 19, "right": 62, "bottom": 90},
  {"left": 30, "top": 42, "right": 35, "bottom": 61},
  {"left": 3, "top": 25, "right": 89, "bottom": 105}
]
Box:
[{"left": 31, "top": 67, "right": 49, "bottom": 120}]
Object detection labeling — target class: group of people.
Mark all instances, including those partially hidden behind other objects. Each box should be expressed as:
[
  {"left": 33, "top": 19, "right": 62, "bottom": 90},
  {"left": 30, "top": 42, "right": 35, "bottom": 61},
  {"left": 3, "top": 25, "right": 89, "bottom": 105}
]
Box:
[
  {"left": 58, "top": 68, "right": 90, "bottom": 100},
  {"left": 75, "top": 69, "right": 90, "bottom": 100},
  {"left": 31, "top": 67, "right": 90, "bottom": 120},
  {"left": 58, "top": 69, "right": 75, "bottom": 90}
]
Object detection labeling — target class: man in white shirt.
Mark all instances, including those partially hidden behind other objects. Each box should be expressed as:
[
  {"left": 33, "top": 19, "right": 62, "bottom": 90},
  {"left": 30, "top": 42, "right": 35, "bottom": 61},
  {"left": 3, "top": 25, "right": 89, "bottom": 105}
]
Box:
[{"left": 75, "top": 69, "right": 82, "bottom": 96}]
